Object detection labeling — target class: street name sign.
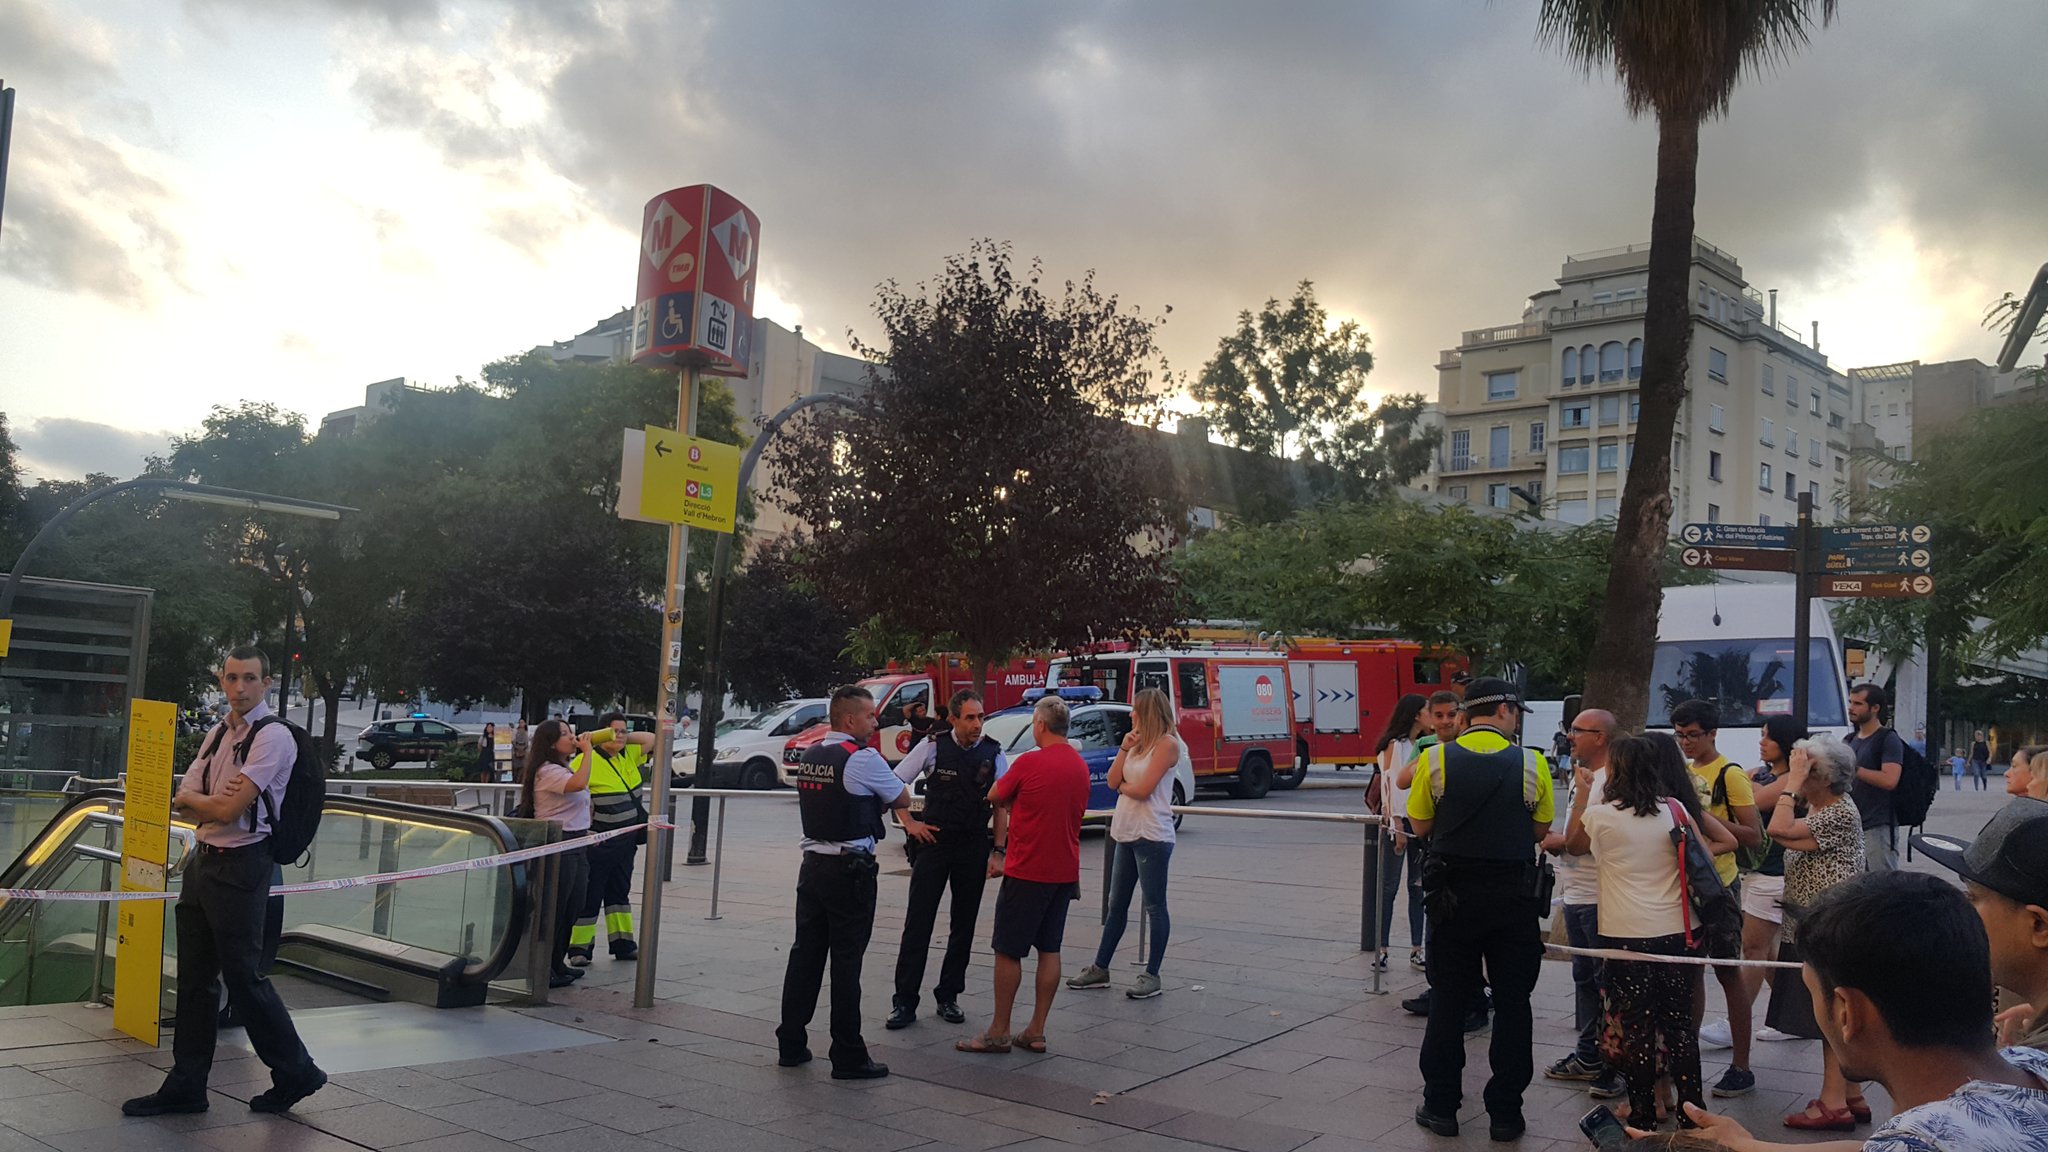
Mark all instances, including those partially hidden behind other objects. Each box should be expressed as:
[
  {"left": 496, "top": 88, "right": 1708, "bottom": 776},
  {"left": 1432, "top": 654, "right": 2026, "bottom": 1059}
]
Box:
[
  {"left": 1680, "top": 546, "right": 1797, "bottom": 573},
  {"left": 1812, "top": 573, "right": 1934, "bottom": 599},
  {"left": 1679, "top": 523, "right": 1796, "bottom": 548},
  {"left": 1819, "top": 546, "right": 1932, "bottom": 573},
  {"left": 1821, "top": 523, "right": 1933, "bottom": 549}
]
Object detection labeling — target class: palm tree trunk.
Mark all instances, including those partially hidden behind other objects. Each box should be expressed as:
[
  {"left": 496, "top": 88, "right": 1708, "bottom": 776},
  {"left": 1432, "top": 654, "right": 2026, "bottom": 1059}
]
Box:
[{"left": 1581, "top": 112, "right": 1700, "bottom": 731}]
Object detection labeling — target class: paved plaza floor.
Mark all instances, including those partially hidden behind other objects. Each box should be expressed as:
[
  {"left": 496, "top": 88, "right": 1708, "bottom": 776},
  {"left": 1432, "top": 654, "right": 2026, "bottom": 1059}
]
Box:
[{"left": 0, "top": 771, "right": 2018, "bottom": 1151}]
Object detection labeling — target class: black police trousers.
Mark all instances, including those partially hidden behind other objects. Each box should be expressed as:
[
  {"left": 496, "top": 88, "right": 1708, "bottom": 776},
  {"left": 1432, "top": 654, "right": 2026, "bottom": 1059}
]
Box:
[
  {"left": 777, "top": 851, "right": 879, "bottom": 1071},
  {"left": 162, "top": 847, "right": 321, "bottom": 1098},
  {"left": 1419, "top": 876, "right": 1543, "bottom": 1119},
  {"left": 893, "top": 832, "right": 990, "bottom": 1010}
]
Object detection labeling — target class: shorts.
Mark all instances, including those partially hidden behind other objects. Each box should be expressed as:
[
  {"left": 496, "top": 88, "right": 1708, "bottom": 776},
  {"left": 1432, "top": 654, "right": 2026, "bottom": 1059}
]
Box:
[
  {"left": 990, "top": 877, "right": 1079, "bottom": 958},
  {"left": 1741, "top": 872, "right": 1785, "bottom": 924}
]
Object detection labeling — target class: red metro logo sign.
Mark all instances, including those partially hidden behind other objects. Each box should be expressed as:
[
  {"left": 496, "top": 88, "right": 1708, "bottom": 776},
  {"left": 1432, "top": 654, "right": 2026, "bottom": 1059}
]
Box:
[{"left": 630, "top": 185, "right": 760, "bottom": 377}]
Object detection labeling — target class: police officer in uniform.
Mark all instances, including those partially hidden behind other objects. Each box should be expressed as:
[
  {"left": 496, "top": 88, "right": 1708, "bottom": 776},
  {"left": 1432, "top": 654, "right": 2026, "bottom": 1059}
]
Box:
[
  {"left": 777, "top": 685, "right": 935, "bottom": 1079},
  {"left": 887, "top": 688, "right": 1008, "bottom": 1029},
  {"left": 1405, "top": 678, "right": 1555, "bottom": 1142}
]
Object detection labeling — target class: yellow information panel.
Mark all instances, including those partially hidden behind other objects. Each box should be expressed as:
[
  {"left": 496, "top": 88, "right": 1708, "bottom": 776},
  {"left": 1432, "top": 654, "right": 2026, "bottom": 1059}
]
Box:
[
  {"left": 640, "top": 424, "right": 742, "bottom": 532},
  {"left": 0, "top": 618, "right": 12, "bottom": 657},
  {"left": 115, "top": 698, "right": 178, "bottom": 1046}
]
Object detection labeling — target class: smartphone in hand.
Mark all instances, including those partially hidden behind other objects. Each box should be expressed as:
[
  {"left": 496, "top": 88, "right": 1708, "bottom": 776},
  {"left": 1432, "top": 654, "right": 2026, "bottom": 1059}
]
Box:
[{"left": 1579, "top": 1105, "right": 1628, "bottom": 1150}]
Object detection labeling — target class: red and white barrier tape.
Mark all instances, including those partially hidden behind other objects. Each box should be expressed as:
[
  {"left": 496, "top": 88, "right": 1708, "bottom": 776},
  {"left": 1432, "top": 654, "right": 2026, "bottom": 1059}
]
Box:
[{"left": 0, "top": 821, "right": 671, "bottom": 904}]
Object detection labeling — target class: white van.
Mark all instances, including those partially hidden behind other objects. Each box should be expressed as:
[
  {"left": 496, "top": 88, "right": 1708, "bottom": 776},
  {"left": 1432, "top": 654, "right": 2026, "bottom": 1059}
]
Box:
[{"left": 1649, "top": 583, "right": 1852, "bottom": 767}]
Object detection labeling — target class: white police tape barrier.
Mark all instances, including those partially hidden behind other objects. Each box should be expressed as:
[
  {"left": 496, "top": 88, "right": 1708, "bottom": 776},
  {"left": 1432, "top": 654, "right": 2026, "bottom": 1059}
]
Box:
[
  {"left": 0, "top": 821, "right": 671, "bottom": 903},
  {"left": 1546, "top": 943, "right": 1803, "bottom": 970}
]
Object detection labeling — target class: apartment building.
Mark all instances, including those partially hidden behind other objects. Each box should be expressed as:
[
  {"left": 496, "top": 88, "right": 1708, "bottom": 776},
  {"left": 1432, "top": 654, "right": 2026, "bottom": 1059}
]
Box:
[
  {"left": 1422, "top": 240, "right": 1853, "bottom": 528},
  {"left": 1845, "top": 356, "right": 2044, "bottom": 464}
]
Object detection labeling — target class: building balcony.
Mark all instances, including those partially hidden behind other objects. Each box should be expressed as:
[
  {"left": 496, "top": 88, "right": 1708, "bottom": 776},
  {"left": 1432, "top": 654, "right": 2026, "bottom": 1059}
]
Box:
[
  {"left": 1442, "top": 451, "right": 1547, "bottom": 476},
  {"left": 1549, "top": 297, "right": 1648, "bottom": 328},
  {"left": 1439, "top": 349, "right": 1463, "bottom": 369},
  {"left": 1562, "top": 237, "right": 1742, "bottom": 282},
  {"left": 1461, "top": 321, "right": 1548, "bottom": 349}
]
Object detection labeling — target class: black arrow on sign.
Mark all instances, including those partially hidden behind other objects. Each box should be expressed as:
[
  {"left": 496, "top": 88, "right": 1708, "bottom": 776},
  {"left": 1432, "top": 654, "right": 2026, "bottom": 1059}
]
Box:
[{"left": 653, "top": 440, "right": 672, "bottom": 457}]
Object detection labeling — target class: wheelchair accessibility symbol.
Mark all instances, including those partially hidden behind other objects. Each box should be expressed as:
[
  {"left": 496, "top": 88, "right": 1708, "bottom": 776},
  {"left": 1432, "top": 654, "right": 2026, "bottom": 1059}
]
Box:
[{"left": 659, "top": 298, "right": 689, "bottom": 341}]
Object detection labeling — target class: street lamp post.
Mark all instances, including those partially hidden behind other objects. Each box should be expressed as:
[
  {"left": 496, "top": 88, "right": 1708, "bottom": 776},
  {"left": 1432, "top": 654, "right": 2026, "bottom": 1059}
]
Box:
[{"left": 0, "top": 479, "right": 353, "bottom": 621}]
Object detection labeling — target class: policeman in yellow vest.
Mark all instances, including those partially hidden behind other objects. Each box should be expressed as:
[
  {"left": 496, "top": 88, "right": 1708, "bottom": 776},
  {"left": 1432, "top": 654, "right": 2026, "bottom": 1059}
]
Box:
[
  {"left": 568, "top": 712, "right": 655, "bottom": 965},
  {"left": 1405, "top": 678, "right": 1554, "bottom": 1143}
]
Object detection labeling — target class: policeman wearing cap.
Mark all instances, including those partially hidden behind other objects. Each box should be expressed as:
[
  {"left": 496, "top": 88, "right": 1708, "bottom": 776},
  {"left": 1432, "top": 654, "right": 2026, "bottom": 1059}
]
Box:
[{"left": 1405, "top": 677, "right": 1556, "bottom": 1142}]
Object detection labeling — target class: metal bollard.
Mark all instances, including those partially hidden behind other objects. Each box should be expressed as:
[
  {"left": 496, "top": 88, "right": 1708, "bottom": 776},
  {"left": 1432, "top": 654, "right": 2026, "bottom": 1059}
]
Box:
[
  {"left": 1370, "top": 818, "right": 1387, "bottom": 996},
  {"left": 706, "top": 797, "right": 727, "bottom": 921}
]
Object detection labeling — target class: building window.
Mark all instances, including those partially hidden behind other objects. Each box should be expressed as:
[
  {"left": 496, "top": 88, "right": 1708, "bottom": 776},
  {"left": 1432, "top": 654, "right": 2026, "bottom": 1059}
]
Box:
[
  {"left": 1486, "top": 483, "right": 1510, "bottom": 509},
  {"left": 1526, "top": 478, "right": 1544, "bottom": 502},
  {"left": 1762, "top": 364, "right": 1775, "bottom": 395},
  {"left": 1760, "top": 417, "right": 1774, "bottom": 446},
  {"left": 1808, "top": 480, "right": 1820, "bottom": 502},
  {"left": 1561, "top": 347, "right": 1579, "bottom": 387},
  {"left": 1558, "top": 443, "right": 1590, "bottom": 475},
  {"left": 1835, "top": 455, "right": 1845, "bottom": 474},
  {"left": 1810, "top": 437, "right": 1821, "bottom": 465},
  {"left": 1449, "top": 429, "right": 1470, "bottom": 469},
  {"left": 1709, "top": 402, "right": 1725, "bottom": 433},
  {"left": 1698, "top": 281, "right": 1709, "bottom": 310},
  {"left": 1446, "top": 485, "right": 1467, "bottom": 501},
  {"left": 1597, "top": 443, "right": 1619, "bottom": 472},
  {"left": 1889, "top": 402, "right": 1899, "bottom": 416},
  {"left": 1628, "top": 339, "right": 1643, "bottom": 380},
  {"left": 1810, "top": 390, "right": 1822, "bottom": 416},
  {"left": 1629, "top": 396, "right": 1640, "bottom": 423},
  {"left": 1599, "top": 342, "right": 1626, "bottom": 382},
  {"left": 1787, "top": 432, "right": 1799, "bottom": 457},
  {"left": 1558, "top": 498, "right": 1590, "bottom": 525},
  {"left": 1707, "top": 503, "right": 1721, "bottom": 523},
  {"left": 1709, "top": 347, "right": 1729, "bottom": 382},
  {"left": 1487, "top": 370, "right": 1519, "bottom": 401},
  {"left": 1709, "top": 450, "right": 1723, "bottom": 481},
  {"left": 1598, "top": 394, "right": 1622, "bottom": 426},
  {"left": 1563, "top": 401, "right": 1591, "bottom": 429},
  {"left": 1581, "top": 344, "right": 1595, "bottom": 385},
  {"left": 1785, "top": 470, "right": 1798, "bottom": 498},
  {"left": 1596, "top": 496, "right": 1618, "bottom": 520},
  {"left": 1626, "top": 438, "right": 1636, "bottom": 467},
  {"left": 1761, "top": 514, "right": 1772, "bottom": 527},
  {"left": 1760, "top": 462, "right": 1773, "bottom": 491},
  {"left": 1529, "top": 421, "right": 1546, "bottom": 453},
  {"left": 1489, "top": 425, "right": 1511, "bottom": 467},
  {"left": 1869, "top": 405, "right": 1881, "bottom": 420},
  {"left": 1829, "top": 412, "right": 1845, "bottom": 430}
]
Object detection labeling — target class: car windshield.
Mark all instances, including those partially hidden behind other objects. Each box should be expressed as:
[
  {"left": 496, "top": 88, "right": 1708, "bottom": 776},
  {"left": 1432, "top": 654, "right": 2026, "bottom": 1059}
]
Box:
[
  {"left": 985, "top": 712, "right": 1037, "bottom": 753},
  {"left": 734, "top": 711, "right": 782, "bottom": 731},
  {"left": 1648, "top": 638, "right": 1846, "bottom": 729}
]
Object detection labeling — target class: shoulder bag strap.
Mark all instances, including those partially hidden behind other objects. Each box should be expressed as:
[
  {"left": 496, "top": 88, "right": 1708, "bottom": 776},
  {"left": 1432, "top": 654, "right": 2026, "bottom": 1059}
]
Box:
[{"left": 1666, "top": 799, "right": 1699, "bottom": 950}]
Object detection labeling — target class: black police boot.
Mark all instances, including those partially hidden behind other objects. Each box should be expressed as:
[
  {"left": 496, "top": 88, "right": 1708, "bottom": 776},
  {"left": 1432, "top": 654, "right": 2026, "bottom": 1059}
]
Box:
[
  {"left": 832, "top": 1060, "right": 889, "bottom": 1080},
  {"left": 935, "top": 1000, "right": 966, "bottom": 1024},
  {"left": 1401, "top": 989, "right": 1432, "bottom": 1016},
  {"left": 1413, "top": 1103, "right": 1459, "bottom": 1137},
  {"left": 885, "top": 1004, "right": 916, "bottom": 1030}
]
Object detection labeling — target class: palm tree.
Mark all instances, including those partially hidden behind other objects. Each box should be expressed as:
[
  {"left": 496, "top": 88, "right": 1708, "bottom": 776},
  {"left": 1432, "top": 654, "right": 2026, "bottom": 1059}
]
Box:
[{"left": 1538, "top": 0, "right": 1838, "bottom": 729}]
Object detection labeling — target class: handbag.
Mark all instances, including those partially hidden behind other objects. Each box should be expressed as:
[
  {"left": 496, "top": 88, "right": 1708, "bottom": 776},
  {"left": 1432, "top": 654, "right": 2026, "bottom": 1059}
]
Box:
[
  {"left": 1764, "top": 937, "right": 1822, "bottom": 1039},
  {"left": 1667, "top": 800, "right": 1742, "bottom": 957}
]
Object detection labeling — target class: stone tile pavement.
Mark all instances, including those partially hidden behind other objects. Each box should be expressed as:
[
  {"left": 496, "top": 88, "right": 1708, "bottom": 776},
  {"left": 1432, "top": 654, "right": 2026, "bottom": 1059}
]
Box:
[{"left": 7, "top": 777, "right": 2002, "bottom": 1152}]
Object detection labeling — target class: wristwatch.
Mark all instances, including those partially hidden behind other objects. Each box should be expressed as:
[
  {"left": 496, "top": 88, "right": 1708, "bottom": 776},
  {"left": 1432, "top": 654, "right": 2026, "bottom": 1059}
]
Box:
[{"left": 992, "top": 844, "right": 1007, "bottom": 854}]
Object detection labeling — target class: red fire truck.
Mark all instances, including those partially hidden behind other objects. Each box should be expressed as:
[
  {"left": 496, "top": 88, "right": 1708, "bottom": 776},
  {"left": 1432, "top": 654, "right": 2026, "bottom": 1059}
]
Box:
[
  {"left": 781, "top": 653, "right": 1048, "bottom": 768},
  {"left": 1043, "top": 640, "right": 1466, "bottom": 794}
]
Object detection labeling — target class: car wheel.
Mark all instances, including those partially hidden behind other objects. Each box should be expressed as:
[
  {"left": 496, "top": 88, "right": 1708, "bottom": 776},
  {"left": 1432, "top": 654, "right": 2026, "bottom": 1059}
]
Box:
[
  {"left": 1272, "top": 741, "right": 1310, "bottom": 791},
  {"left": 1170, "top": 781, "right": 1187, "bottom": 831},
  {"left": 741, "top": 759, "right": 778, "bottom": 791},
  {"left": 1228, "top": 752, "right": 1273, "bottom": 800},
  {"left": 369, "top": 749, "right": 396, "bottom": 770}
]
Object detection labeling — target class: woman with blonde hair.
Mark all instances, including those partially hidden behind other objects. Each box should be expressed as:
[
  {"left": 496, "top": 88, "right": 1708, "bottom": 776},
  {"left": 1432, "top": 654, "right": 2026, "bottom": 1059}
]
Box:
[
  {"left": 1068, "top": 687, "right": 1185, "bottom": 999},
  {"left": 2005, "top": 746, "right": 2048, "bottom": 800}
]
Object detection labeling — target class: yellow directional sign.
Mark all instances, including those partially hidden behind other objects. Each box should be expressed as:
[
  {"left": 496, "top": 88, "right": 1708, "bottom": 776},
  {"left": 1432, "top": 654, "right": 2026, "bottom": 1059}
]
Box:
[
  {"left": 0, "top": 618, "right": 10, "bottom": 657},
  {"left": 639, "top": 425, "right": 742, "bottom": 532},
  {"left": 115, "top": 698, "right": 178, "bottom": 1045}
]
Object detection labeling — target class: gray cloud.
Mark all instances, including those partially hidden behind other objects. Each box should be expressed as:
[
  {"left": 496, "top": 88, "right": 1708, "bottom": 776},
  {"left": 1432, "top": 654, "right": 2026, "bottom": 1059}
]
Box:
[
  {"left": 0, "top": 111, "right": 189, "bottom": 304},
  {"left": 0, "top": 0, "right": 119, "bottom": 92},
  {"left": 13, "top": 418, "right": 174, "bottom": 483},
  {"left": 222, "top": 2, "right": 2048, "bottom": 386}
]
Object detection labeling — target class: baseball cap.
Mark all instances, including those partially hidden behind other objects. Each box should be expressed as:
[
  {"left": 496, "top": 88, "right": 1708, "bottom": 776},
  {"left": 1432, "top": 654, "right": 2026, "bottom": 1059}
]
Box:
[
  {"left": 1459, "top": 677, "right": 1527, "bottom": 714},
  {"left": 1911, "top": 798, "right": 2048, "bottom": 909}
]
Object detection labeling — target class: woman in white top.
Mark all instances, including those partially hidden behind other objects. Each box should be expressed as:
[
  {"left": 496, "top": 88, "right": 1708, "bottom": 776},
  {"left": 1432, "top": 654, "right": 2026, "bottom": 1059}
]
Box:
[
  {"left": 520, "top": 719, "right": 593, "bottom": 988},
  {"left": 1365, "top": 694, "right": 1430, "bottom": 971},
  {"left": 1564, "top": 734, "right": 1713, "bottom": 1129},
  {"left": 1069, "top": 688, "right": 1183, "bottom": 1000}
]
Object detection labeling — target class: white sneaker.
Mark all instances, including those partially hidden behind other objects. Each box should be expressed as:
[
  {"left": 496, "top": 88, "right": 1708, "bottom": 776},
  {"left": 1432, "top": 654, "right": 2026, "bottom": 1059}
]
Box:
[
  {"left": 1698, "top": 1019, "right": 1734, "bottom": 1049},
  {"left": 1757, "top": 1025, "right": 1800, "bottom": 1042}
]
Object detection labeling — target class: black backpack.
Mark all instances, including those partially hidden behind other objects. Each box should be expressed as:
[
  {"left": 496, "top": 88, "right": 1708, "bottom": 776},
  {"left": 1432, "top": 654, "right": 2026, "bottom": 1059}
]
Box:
[
  {"left": 1888, "top": 727, "right": 1938, "bottom": 829},
  {"left": 202, "top": 715, "right": 327, "bottom": 865}
]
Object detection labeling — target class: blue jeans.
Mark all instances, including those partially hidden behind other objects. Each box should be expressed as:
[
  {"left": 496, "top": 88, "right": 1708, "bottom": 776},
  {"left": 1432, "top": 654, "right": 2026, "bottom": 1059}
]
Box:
[
  {"left": 1362, "top": 829, "right": 1411, "bottom": 950},
  {"left": 1563, "top": 903, "right": 1603, "bottom": 1065},
  {"left": 1095, "top": 839, "right": 1173, "bottom": 974}
]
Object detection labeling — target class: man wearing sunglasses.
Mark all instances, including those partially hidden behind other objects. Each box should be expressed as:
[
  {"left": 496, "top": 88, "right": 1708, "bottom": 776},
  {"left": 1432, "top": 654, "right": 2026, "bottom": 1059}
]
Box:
[{"left": 1542, "top": 708, "right": 1625, "bottom": 1101}]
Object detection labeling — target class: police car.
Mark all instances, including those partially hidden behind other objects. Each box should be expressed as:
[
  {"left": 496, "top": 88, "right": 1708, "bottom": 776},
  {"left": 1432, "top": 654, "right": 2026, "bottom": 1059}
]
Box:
[
  {"left": 354, "top": 715, "right": 480, "bottom": 770},
  {"left": 903, "top": 688, "right": 1195, "bottom": 831}
]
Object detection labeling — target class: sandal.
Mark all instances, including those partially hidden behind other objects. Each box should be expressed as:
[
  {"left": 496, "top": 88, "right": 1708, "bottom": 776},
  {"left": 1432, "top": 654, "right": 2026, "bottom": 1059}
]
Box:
[
  {"left": 1784, "top": 1100, "right": 1857, "bottom": 1132},
  {"left": 1014, "top": 1033, "right": 1048, "bottom": 1053},
  {"left": 955, "top": 1034, "right": 1012, "bottom": 1054},
  {"left": 1846, "top": 1096, "right": 1872, "bottom": 1125}
]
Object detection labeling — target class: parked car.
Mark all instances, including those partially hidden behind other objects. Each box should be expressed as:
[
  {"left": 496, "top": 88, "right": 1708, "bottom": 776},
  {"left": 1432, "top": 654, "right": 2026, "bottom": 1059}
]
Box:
[
  {"left": 354, "top": 715, "right": 480, "bottom": 770},
  {"left": 682, "top": 698, "right": 829, "bottom": 791}
]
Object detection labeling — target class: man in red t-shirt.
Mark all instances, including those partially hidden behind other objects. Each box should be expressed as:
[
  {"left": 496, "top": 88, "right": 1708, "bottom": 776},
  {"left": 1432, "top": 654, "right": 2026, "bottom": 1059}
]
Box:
[{"left": 958, "top": 695, "right": 1090, "bottom": 1054}]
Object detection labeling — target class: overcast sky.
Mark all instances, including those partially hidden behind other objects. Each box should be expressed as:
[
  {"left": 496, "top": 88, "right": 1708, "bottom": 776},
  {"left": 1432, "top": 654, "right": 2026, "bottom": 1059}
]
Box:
[{"left": 3, "top": 0, "right": 2043, "bottom": 482}]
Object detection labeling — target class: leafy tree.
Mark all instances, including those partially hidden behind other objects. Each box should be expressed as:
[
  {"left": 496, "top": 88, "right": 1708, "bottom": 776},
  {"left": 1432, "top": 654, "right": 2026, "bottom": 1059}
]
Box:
[
  {"left": 714, "top": 537, "right": 865, "bottom": 707},
  {"left": 1538, "top": 0, "right": 1839, "bottom": 728},
  {"left": 768, "top": 241, "right": 1187, "bottom": 693},
  {"left": 0, "top": 414, "right": 26, "bottom": 561},
  {"left": 1175, "top": 497, "right": 1699, "bottom": 698},
  {"left": 1190, "top": 281, "right": 1434, "bottom": 510}
]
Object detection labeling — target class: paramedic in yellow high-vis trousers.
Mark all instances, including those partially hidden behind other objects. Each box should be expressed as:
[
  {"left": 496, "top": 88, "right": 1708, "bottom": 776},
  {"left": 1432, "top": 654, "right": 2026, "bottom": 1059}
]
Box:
[{"left": 568, "top": 712, "right": 655, "bottom": 965}]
